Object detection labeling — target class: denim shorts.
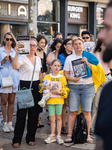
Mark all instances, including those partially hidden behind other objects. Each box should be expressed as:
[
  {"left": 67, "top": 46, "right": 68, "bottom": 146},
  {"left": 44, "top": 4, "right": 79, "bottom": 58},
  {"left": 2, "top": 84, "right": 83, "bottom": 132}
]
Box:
[{"left": 68, "top": 83, "right": 95, "bottom": 112}]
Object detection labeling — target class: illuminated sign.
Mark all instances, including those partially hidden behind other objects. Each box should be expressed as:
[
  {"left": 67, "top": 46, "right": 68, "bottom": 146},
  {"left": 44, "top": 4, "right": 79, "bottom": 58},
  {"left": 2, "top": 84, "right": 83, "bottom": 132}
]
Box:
[
  {"left": 7, "top": 3, "right": 27, "bottom": 16},
  {"left": 18, "top": 5, "right": 27, "bottom": 16},
  {"left": 68, "top": 6, "right": 83, "bottom": 19}
]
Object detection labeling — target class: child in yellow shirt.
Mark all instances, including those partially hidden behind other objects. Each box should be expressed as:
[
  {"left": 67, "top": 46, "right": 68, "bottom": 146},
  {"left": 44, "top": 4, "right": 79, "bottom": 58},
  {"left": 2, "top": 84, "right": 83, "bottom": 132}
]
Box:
[{"left": 40, "top": 59, "right": 69, "bottom": 145}]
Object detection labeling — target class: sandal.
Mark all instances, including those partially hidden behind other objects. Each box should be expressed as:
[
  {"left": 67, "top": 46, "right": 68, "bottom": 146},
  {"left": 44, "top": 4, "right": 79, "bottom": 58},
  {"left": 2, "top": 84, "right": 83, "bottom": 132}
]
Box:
[
  {"left": 61, "top": 127, "right": 67, "bottom": 134},
  {"left": 90, "top": 129, "right": 94, "bottom": 135},
  {"left": 37, "top": 120, "right": 44, "bottom": 128},
  {"left": 64, "top": 135, "right": 72, "bottom": 143},
  {"left": 12, "top": 143, "right": 20, "bottom": 148},
  {"left": 28, "top": 142, "right": 36, "bottom": 146},
  {"left": 86, "top": 135, "right": 93, "bottom": 143}
]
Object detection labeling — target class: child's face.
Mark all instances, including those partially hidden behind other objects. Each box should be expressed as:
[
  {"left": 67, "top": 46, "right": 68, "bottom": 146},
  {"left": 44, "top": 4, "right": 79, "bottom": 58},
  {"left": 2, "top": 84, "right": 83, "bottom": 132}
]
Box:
[{"left": 51, "top": 61, "right": 61, "bottom": 73}]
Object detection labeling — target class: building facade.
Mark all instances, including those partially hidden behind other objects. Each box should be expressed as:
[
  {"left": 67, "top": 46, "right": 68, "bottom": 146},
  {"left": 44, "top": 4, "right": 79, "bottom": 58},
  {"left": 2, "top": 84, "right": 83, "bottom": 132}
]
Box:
[
  {"left": 0, "top": 0, "right": 28, "bottom": 43},
  {"left": 37, "top": 0, "right": 109, "bottom": 43},
  {"left": 0, "top": 0, "right": 109, "bottom": 43}
]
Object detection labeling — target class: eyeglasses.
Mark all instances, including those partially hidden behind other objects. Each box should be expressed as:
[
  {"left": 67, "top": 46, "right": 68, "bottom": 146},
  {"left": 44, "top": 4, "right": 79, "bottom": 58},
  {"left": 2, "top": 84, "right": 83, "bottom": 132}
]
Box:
[
  {"left": 66, "top": 43, "right": 72, "bottom": 46},
  {"left": 82, "top": 37, "right": 90, "bottom": 39},
  {"left": 30, "top": 45, "right": 37, "bottom": 48},
  {"left": 6, "top": 38, "right": 13, "bottom": 41}
]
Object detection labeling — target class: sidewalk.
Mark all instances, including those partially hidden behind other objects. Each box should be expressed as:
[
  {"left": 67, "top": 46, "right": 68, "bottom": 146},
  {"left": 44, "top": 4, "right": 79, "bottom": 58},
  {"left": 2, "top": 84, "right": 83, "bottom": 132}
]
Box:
[{"left": 0, "top": 105, "right": 100, "bottom": 150}]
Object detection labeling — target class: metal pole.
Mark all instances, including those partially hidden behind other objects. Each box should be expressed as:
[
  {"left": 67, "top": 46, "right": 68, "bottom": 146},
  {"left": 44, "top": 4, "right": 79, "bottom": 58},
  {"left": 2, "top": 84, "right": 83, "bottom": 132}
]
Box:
[{"left": 28, "top": 0, "right": 34, "bottom": 36}]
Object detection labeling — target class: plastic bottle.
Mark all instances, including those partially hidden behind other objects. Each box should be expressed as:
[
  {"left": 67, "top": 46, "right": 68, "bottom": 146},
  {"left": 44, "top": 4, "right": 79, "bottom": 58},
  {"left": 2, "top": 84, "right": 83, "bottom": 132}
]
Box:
[{"left": 0, "top": 108, "right": 4, "bottom": 126}]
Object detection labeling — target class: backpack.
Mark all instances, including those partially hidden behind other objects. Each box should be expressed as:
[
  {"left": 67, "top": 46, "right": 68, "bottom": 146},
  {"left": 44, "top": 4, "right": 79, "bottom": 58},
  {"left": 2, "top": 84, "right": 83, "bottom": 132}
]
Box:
[{"left": 72, "top": 113, "right": 88, "bottom": 144}]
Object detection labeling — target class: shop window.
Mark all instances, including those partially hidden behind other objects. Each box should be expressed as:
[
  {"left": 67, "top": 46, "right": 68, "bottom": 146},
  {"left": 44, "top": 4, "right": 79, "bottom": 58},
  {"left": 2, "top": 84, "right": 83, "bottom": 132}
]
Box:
[
  {"left": 80, "top": 25, "right": 87, "bottom": 37},
  {"left": 96, "top": 7, "right": 105, "bottom": 25},
  {"left": 96, "top": 7, "right": 105, "bottom": 39},
  {"left": 37, "top": 22, "right": 58, "bottom": 43},
  {"left": 37, "top": 0, "right": 60, "bottom": 22}
]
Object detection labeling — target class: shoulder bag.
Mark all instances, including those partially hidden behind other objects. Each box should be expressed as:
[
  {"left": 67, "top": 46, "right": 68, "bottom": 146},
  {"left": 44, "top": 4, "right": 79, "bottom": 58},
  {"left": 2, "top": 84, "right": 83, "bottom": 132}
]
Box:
[
  {"left": 0, "top": 50, "right": 15, "bottom": 88},
  {"left": 16, "top": 57, "right": 36, "bottom": 109}
]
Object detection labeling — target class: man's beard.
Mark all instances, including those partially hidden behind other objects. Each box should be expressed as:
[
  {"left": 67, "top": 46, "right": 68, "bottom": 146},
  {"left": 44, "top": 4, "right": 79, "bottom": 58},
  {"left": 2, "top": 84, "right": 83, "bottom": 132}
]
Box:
[{"left": 103, "top": 47, "right": 112, "bottom": 62}]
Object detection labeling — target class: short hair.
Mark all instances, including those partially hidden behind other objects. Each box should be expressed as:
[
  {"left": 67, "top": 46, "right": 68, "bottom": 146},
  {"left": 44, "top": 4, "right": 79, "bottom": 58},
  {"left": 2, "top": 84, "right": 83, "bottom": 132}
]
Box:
[
  {"left": 30, "top": 38, "right": 37, "bottom": 45},
  {"left": 1, "top": 32, "right": 17, "bottom": 48},
  {"left": 50, "top": 38, "right": 62, "bottom": 52},
  {"left": 36, "top": 34, "right": 48, "bottom": 46},
  {"left": 81, "top": 31, "right": 90, "bottom": 37},
  {"left": 72, "top": 37, "right": 84, "bottom": 45},
  {"left": 54, "top": 32, "right": 63, "bottom": 39},
  {"left": 51, "top": 59, "right": 62, "bottom": 66}
]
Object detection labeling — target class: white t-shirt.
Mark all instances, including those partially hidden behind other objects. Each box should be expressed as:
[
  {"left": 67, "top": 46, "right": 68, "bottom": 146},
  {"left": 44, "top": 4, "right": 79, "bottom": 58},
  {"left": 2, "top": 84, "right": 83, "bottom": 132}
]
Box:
[
  {"left": 63, "top": 53, "right": 93, "bottom": 85},
  {"left": 18, "top": 55, "right": 41, "bottom": 81}
]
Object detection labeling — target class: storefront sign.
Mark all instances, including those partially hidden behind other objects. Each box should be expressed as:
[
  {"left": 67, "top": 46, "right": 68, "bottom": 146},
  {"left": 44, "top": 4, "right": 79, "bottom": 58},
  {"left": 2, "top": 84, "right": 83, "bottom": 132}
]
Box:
[
  {"left": 0, "top": 2, "right": 28, "bottom": 21},
  {"left": 7, "top": 4, "right": 27, "bottom": 16},
  {"left": 68, "top": 5, "right": 88, "bottom": 24},
  {"left": 18, "top": 5, "right": 27, "bottom": 16}
]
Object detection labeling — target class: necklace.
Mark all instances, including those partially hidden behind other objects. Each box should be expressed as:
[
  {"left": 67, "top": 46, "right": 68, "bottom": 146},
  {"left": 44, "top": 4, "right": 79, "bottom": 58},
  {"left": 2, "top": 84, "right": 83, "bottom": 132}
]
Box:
[{"left": 37, "top": 48, "right": 42, "bottom": 51}]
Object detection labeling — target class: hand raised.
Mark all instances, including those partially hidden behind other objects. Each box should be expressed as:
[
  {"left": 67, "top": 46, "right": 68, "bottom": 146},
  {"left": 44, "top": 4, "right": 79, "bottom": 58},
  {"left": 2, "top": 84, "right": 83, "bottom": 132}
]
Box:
[{"left": 4, "top": 56, "right": 10, "bottom": 61}]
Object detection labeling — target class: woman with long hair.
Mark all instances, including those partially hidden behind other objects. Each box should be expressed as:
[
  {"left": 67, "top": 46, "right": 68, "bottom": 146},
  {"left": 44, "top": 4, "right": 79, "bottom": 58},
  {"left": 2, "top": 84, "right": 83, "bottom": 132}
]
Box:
[
  {"left": 47, "top": 38, "right": 62, "bottom": 73},
  {"left": 36, "top": 34, "right": 48, "bottom": 128},
  {"left": 58, "top": 39, "right": 73, "bottom": 134},
  {"left": 0, "top": 32, "right": 19, "bottom": 132}
]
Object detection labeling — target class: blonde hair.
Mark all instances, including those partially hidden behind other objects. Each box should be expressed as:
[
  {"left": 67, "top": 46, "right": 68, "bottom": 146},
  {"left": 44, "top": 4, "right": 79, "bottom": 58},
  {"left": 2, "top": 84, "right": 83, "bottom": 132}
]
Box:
[
  {"left": 72, "top": 37, "right": 84, "bottom": 45},
  {"left": 1, "top": 32, "right": 17, "bottom": 48},
  {"left": 51, "top": 59, "right": 62, "bottom": 66}
]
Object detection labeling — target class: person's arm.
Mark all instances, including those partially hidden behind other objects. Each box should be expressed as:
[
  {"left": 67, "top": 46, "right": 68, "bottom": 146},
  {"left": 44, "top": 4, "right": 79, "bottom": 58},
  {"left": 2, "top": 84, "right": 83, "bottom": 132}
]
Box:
[
  {"left": 46, "top": 52, "right": 52, "bottom": 65},
  {"left": 12, "top": 46, "right": 21, "bottom": 69},
  {"left": 39, "top": 70, "right": 42, "bottom": 83},
  {"left": 64, "top": 70, "right": 80, "bottom": 82},
  {"left": 82, "top": 57, "right": 92, "bottom": 70},
  {"left": 1, "top": 56, "right": 10, "bottom": 66}
]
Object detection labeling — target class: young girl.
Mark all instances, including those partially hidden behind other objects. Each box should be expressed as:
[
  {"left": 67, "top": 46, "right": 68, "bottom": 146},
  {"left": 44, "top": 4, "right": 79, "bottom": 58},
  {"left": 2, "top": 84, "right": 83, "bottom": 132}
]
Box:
[{"left": 40, "top": 59, "right": 69, "bottom": 145}]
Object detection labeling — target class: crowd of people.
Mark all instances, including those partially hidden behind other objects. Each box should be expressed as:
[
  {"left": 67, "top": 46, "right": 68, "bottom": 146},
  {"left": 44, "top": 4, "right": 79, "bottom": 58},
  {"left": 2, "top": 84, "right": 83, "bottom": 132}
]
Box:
[{"left": 0, "top": 3, "right": 112, "bottom": 147}]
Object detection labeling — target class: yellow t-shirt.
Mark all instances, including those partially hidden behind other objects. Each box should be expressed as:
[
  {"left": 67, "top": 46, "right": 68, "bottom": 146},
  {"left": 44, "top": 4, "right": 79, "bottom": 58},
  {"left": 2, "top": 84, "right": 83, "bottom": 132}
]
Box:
[{"left": 39, "top": 74, "right": 70, "bottom": 104}]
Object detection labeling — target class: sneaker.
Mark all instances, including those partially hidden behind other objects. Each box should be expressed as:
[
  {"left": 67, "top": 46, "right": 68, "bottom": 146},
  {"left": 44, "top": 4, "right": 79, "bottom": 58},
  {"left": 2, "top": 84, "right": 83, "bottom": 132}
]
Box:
[
  {"left": 44, "top": 134, "right": 56, "bottom": 144},
  {"left": 7, "top": 122, "right": 14, "bottom": 131},
  {"left": 2, "top": 122, "right": 10, "bottom": 133},
  {"left": 57, "top": 136, "right": 64, "bottom": 145}
]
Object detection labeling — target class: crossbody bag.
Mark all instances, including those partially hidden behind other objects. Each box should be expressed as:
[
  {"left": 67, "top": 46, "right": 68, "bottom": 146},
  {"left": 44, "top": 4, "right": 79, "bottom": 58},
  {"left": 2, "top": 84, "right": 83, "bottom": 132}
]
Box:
[{"left": 16, "top": 57, "right": 36, "bottom": 109}]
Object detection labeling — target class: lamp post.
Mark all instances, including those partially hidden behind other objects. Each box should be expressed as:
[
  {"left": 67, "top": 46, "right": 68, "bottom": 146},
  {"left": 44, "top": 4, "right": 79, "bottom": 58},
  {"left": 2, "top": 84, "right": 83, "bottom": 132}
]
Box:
[{"left": 28, "top": 0, "right": 34, "bottom": 36}]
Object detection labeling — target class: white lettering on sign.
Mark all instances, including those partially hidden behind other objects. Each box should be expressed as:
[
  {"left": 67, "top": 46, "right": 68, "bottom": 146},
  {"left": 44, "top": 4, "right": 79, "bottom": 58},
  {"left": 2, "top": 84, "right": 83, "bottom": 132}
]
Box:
[
  {"left": 70, "top": 13, "right": 80, "bottom": 19},
  {"left": 8, "top": 4, "right": 11, "bottom": 15},
  {"left": 7, "top": 4, "right": 27, "bottom": 16},
  {"left": 68, "top": 6, "right": 83, "bottom": 13},
  {"left": 18, "top": 5, "right": 27, "bottom": 16}
]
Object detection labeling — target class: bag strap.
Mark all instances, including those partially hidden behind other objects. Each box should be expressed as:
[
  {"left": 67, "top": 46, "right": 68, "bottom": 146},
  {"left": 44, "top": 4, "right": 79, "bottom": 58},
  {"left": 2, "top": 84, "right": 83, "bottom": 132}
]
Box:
[
  {"left": 19, "top": 56, "right": 36, "bottom": 90},
  {"left": 29, "top": 57, "right": 36, "bottom": 89}
]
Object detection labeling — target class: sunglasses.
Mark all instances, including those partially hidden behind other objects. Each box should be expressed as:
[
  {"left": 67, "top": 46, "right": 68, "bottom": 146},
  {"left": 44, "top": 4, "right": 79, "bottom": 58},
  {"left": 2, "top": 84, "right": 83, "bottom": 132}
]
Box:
[
  {"left": 6, "top": 38, "right": 13, "bottom": 41},
  {"left": 82, "top": 37, "right": 90, "bottom": 39}
]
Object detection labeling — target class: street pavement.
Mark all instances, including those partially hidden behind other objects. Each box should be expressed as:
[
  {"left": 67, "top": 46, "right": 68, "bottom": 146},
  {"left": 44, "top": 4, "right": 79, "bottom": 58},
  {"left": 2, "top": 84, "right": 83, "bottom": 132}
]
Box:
[{"left": 0, "top": 101, "right": 103, "bottom": 150}]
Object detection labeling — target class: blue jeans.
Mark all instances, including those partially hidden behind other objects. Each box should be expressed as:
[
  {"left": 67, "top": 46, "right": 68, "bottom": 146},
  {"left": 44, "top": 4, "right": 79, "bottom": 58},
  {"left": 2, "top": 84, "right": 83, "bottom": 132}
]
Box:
[{"left": 68, "top": 83, "right": 95, "bottom": 112}]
